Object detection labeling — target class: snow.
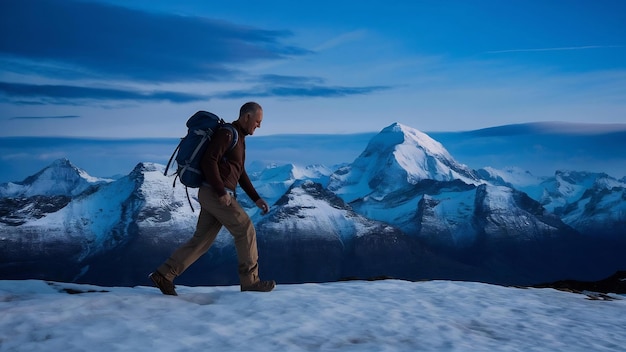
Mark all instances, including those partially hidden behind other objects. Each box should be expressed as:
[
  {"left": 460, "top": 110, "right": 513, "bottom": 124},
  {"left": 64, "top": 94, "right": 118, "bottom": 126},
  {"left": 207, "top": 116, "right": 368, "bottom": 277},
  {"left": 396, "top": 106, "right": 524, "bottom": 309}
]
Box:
[
  {"left": 0, "top": 158, "right": 112, "bottom": 197},
  {"left": 137, "top": 162, "right": 198, "bottom": 228},
  {"left": 429, "top": 190, "right": 477, "bottom": 245},
  {"left": 25, "top": 171, "right": 137, "bottom": 251},
  {"left": 530, "top": 171, "right": 626, "bottom": 213},
  {"left": 261, "top": 181, "right": 362, "bottom": 242},
  {"left": 479, "top": 166, "right": 545, "bottom": 188},
  {"left": 250, "top": 163, "right": 333, "bottom": 206},
  {"left": 329, "top": 123, "right": 479, "bottom": 203},
  {"left": 1, "top": 279, "right": 624, "bottom": 352}
]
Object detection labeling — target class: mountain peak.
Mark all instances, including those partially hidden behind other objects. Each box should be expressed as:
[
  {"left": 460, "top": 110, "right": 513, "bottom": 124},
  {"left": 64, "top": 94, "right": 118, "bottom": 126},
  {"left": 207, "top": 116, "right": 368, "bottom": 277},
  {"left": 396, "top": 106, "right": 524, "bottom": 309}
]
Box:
[
  {"left": 0, "top": 158, "right": 110, "bottom": 197},
  {"left": 379, "top": 122, "right": 451, "bottom": 159},
  {"left": 50, "top": 158, "right": 72, "bottom": 167},
  {"left": 329, "top": 123, "right": 480, "bottom": 202}
]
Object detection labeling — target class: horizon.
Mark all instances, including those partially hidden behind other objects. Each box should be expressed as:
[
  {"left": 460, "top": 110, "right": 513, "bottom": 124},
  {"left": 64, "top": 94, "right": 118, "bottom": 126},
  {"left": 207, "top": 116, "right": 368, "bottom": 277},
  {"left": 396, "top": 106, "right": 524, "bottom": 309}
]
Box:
[
  {"left": 1, "top": 0, "right": 625, "bottom": 139},
  {"left": 2, "top": 120, "right": 626, "bottom": 184},
  {"left": 1, "top": 120, "right": 625, "bottom": 140}
]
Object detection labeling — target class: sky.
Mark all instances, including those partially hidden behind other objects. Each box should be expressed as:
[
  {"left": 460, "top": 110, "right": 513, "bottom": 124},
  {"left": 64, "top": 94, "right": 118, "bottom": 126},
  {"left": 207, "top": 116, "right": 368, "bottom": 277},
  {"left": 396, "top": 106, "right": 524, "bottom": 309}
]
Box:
[
  {"left": 0, "top": 0, "right": 625, "bottom": 138},
  {"left": 1, "top": 279, "right": 625, "bottom": 351}
]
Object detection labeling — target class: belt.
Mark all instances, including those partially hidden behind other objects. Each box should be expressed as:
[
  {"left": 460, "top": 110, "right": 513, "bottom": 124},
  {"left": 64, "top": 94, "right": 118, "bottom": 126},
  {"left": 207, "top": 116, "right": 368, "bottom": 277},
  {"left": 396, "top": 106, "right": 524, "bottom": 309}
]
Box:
[{"left": 225, "top": 188, "right": 237, "bottom": 199}]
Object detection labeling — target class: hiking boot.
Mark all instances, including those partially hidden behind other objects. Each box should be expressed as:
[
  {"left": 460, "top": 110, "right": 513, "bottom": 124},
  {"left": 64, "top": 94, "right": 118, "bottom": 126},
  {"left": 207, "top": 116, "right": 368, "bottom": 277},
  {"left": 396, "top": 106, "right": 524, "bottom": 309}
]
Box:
[
  {"left": 241, "top": 280, "right": 276, "bottom": 292},
  {"left": 149, "top": 271, "right": 178, "bottom": 296}
]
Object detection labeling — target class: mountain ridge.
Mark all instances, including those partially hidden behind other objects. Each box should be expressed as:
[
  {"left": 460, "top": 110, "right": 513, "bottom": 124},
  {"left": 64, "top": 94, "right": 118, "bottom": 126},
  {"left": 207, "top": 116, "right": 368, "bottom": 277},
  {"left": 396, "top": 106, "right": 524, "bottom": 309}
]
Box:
[
  {"left": 3, "top": 121, "right": 626, "bottom": 185},
  {"left": 1, "top": 122, "right": 624, "bottom": 286}
]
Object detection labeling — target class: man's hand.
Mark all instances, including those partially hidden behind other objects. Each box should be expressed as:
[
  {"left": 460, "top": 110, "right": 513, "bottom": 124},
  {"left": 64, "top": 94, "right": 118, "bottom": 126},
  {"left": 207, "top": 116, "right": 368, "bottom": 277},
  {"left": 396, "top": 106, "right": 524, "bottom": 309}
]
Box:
[
  {"left": 218, "top": 193, "right": 232, "bottom": 207},
  {"left": 256, "top": 198, "right": 270, "bottom": 215}
]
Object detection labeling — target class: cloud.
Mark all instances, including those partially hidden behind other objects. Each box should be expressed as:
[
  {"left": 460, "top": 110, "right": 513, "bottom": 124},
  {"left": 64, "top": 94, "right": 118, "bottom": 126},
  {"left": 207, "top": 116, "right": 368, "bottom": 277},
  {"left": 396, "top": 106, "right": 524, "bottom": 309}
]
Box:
[
  {"left": 258, "top": 74, "right": 326, "bottom": 86},
  {"left": 486, "top": 45, "right": 623, "bottom": 54},
  {"left": 224, "top": 73, "right": 392, "bottom": 98},
  {"left": 0, "top": 1, "right": 392, "bottom": 105},
  {"left": 314, "top": 30, "right": 369, "bottom": 52},
  {"left": 217, "top": 84, "right": 392, "bottom": 99},
  {"left": 0, "top": 81, "right": 208, "bottom": 104},
  {"left": 0, "top": 79, "right": 390, "bottom": 104},
  {"left": 10, "top": 115, "right": 80, "bottom": 120},
  {"left": 0, "top": 0, "right": 311, "bottom": 83}
]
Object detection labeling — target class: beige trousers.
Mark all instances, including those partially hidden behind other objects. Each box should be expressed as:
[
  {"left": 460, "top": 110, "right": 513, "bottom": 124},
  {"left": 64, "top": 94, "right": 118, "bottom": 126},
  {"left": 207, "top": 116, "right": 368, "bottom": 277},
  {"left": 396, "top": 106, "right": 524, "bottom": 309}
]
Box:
[{"left": 157, "top": 186, "right": 260, "bottom": 287}]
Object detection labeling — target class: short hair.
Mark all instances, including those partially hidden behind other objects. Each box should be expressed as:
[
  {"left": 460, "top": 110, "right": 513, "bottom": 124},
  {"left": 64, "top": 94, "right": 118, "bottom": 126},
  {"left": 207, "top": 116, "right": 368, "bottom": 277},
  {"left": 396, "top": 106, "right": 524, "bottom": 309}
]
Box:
[{"left": 239, "top": 102, "right": 262, "bottom": 118}]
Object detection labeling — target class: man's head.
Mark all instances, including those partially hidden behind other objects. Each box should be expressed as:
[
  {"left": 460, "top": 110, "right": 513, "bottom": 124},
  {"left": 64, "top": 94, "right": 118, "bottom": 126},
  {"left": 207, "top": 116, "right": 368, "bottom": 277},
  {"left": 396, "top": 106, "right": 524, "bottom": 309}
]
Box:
[{"left": 237, "top": 102, "right": 263, "bottom": 135}]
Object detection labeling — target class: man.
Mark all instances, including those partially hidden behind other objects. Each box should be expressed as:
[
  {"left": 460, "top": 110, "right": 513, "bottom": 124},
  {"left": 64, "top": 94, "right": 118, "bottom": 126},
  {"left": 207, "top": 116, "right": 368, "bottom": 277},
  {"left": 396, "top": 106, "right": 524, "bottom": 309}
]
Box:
[{"left": 150, "top": 102, "right": 275, "bottom": 295}]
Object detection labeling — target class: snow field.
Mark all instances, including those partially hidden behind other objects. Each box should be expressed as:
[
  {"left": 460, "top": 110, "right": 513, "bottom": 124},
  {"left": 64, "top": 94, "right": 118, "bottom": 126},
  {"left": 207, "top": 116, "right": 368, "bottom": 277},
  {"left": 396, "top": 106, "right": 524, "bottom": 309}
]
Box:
[{"left": 1, "top": 279, "right": 625, "bottom": 351}]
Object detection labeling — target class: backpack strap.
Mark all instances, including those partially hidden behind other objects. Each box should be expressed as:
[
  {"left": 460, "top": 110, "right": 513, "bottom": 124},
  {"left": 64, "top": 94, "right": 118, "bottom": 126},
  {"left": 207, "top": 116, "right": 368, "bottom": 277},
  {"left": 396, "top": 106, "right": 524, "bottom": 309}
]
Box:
[
  {"left": 167, "top": 122, "right": 239, "bottom": 213},
  {"left": 221, "top": 123, "right": 239, "bottom": 152},
  {"left": 163, "top": 139, "right": 183, "bottom": 176}
]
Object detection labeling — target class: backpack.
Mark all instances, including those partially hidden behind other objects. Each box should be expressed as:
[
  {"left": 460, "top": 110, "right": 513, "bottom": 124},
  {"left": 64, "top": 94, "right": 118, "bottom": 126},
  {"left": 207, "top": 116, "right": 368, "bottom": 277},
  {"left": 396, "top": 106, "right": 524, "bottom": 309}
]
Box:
[{"left": 164, "top": 111, "right": 238, "bottom": 211}]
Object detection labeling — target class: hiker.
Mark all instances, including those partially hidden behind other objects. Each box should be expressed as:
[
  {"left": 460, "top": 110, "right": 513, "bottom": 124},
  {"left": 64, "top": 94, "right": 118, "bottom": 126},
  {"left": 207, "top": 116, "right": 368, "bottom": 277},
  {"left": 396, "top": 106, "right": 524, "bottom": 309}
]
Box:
[{"left": 150, "top": 102, "right": 275, "bottom": 295}]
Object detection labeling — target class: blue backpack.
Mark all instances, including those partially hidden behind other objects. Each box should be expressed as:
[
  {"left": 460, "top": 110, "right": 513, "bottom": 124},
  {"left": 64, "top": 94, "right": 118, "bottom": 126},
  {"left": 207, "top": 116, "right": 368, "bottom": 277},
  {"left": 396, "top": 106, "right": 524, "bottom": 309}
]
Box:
[{"left": 164, "top": 111, "right": 238, "bottom": 210}]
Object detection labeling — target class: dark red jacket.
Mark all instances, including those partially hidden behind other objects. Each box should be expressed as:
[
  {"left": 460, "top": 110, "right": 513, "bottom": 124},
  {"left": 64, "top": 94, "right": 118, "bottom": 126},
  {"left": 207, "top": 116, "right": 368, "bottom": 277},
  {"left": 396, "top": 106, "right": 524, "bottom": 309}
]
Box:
[{"left": 201, "top": 120, "right": 260, "bottom": 202}]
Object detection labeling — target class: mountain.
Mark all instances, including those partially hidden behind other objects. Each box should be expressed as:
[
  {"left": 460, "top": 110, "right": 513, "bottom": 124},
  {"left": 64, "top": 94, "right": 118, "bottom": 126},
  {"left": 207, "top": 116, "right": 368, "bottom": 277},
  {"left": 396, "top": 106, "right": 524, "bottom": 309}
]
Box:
[
  {"left": 0, "top": 159, "right": 113, "bottom": 227},
  {"left": 556, "top": 173, "right": 626, "bottom": 237},
  {"left": 3, "top": 122, "right": 625, "bottom": 185},
  {"left": 0, "top": 158, "right": 111, "bottom": 198},
  {"left": 0, "top": 162, "right": 135, "bottom": 270},
  {"left": 327, "top": 124, "right": 576, "bottom": 244},
  {"left": 328, "top": 123, "right": 480, "bottom": 203},
  {"left": 476, "top": 166, "right": 546, "bottom": 189},
  {"left": 256, "top": 180, "right": 410, "bottom": 282},
  {"left": 1, "top": 122, "right": 625, "bottom": 286},
  {"left": 528, "top": 171, "right": 620, "bottom": 211},
  {"left": 246, "top": 163, "right": 334, "bottom": 209}
]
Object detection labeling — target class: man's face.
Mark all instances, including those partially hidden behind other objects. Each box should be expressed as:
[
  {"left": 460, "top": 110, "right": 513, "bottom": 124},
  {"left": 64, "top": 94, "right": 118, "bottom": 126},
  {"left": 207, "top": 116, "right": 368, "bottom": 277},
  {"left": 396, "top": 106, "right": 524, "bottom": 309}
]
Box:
[{"left": 244, "top": 109, "right": 263, "bottom": 135}]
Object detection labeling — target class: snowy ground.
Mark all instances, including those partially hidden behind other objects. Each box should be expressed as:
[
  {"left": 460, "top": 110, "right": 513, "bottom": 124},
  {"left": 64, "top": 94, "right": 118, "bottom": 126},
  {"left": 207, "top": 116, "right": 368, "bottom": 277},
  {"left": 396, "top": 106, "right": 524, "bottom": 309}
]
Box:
[{"left": 1, "top": 279, "right": 624, "bottom": 352}]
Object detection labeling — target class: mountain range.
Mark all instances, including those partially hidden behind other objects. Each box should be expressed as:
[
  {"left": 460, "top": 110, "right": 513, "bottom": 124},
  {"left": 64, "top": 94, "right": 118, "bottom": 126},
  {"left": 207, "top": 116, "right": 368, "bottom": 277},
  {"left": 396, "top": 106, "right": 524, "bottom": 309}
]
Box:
[{"left": 1, "top": 122, "right": 625, "bottom": 287}]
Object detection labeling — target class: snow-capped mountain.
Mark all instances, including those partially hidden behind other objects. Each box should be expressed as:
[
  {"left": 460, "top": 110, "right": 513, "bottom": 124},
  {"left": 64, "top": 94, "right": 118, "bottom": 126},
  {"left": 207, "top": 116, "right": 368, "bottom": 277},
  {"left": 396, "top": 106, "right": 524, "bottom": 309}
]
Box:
[
  {"left": 468, "top": 169, "right": 625, "bottom": 238},
  {"left": 476, "top": 166, "right": 547, "bottom": 189},
  {"left": 328, "top": 123, "right": 480, "bottom": 203},
  {"left": 0, "top": 158, "right": 111, "bottom": 198},
  {"left": 259, "top": 180, "right": 388, "bottom": 242},
  {"left": 543, "top": 172, "right": 626, "bottom": 236},
  {"left": 2, "top": 162, "right": 138, "bottom": 263},
  {"left": 255, "top": 180, "right": 409, "bottom": 282},
  {"left": 0, "top": 159, "right": 113, "bottom": 226},
  {"left": 1, "top": 122, "right": 625, "bottom": 287},
  {"left": 133, "top": 162, "right": 199, "bottom": 236},
  {"left": 255, "top": 180, "right": 486, "bottom": 283},
  {"left": 326, "top": 124, "right": 575, "bottom": 252},
  {"left": 529, "top": 171, "right": 620, "bottom": 212},
  {"left": 561, "top": 184, "right": 626, "bottom": 237},
  {"left": 247, "top": 163, "right": 333, "bottom": 209}
]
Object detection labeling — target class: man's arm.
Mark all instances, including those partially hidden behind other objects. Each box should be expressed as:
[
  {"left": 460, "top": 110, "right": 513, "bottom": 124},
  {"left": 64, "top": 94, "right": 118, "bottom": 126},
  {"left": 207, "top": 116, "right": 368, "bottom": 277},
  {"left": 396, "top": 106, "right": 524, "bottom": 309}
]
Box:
[
  {"left": 240, "top": 170, "right": 270, "bottom": 214},
  {"left": 201, "top": 128, "right": 232, "bottom": 198},
  {"left": 238, "top": 169, "right": 260, "bottom": 203}
]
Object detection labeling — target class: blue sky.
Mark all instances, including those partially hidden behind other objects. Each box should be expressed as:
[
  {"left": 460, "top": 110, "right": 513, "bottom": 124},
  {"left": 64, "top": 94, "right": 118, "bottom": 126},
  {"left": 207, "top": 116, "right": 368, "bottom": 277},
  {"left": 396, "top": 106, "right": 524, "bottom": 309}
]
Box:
[{"left": 1, "top": 0, "right": 625, "bottom": 137}]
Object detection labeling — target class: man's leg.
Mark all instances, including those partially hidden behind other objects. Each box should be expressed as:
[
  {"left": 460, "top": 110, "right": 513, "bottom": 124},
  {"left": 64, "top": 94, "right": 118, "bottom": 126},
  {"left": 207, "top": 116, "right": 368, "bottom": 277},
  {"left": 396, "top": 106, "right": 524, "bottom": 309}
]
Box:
[
  {"left": 157, "top": 194, "right": 222, "bottom": 282},
  {"left": 199, "top": 188, "right": 261, "bottom": 288}
]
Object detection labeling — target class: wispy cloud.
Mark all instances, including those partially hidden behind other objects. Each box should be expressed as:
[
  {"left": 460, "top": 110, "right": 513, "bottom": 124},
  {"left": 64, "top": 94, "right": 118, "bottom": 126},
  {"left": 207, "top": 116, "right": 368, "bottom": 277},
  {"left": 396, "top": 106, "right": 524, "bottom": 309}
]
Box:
[
  {"left": 314, "top": 30, "right": 368, "bottom": 52},
  {"left": 0, "top": 81, "right": 208, "bottom": 105},
  {"left": 258, "top": 74, "right": 326, "bottom": 86},
  {"left": 217, "top": 84, "right": 391, "bottom": 99},
  {"left": 0, "top": 79, "right": 391, "bottom": 104},
  {"left": 0, "top": 0, "right": 311, "bottom": 83},
  {"left": 10, "top": 115, "right": 80, "bottom": 120},
  {"left": 0, "top": 0, "right": 388, "bottom": 104},
  {"left": 486, "top": 45, "right": 623, "bottom": 54}
]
